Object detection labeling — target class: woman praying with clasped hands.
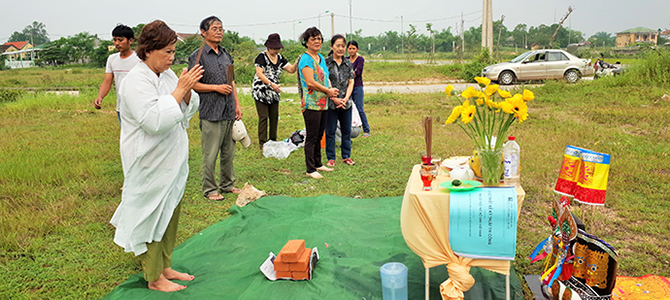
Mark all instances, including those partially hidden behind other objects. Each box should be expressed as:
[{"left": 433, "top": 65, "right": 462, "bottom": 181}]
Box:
[{"left": 110, "top": 20, "right": 203, "bottom": 292}]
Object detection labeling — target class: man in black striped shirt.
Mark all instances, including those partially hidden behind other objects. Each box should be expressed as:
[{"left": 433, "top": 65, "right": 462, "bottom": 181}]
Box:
[{"left": 188, "top": 16, "right": 243, "bottom": 201}]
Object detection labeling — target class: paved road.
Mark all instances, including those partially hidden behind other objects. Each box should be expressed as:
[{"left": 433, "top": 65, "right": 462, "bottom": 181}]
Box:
[{"left": 239, "top": 82, "right": 544, "bottom": 95}]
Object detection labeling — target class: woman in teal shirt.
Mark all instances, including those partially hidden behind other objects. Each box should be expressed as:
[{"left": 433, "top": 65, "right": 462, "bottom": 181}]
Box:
[{"left": 297, "top": 27, "right": 339, "bottom": 179}]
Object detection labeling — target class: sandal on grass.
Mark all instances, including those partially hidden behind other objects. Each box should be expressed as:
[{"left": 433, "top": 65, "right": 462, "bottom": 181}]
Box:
[
  {"left": 316, "top": 166, "right": 333, "bottom": 172},
  {"left": 306, "top": 171, "right": 323, "bottom": 179},
  {"left": 326, "top": 160, "right": 335, "bottom": 167},
  {"left": 227, "top": 187, "right": 242, "bottom": 194},
  {"left": 343, "top": 158, "right": 356, "bottom": 165}
]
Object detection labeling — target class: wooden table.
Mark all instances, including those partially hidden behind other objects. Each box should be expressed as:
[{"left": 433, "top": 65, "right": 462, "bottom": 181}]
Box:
[{"left": 400, "top": 165, "right": 525, "bottom": 300}]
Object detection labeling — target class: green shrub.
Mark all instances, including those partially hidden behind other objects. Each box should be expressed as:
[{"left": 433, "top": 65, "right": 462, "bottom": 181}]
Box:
[
  {"left": 440, "top": 64, "right": 463, "bottom": 78},
  {"left": 0, "top": 60, "right": 9, "bottom": 71},
  {"left": 460, "top": 48, "right": 496, "bottom": 82},
  {"left": 0, "top": 89, "right": 25, "bottom": 103},
  {"left": 627, "top": 48, "right": 670, "bottom": 85}
]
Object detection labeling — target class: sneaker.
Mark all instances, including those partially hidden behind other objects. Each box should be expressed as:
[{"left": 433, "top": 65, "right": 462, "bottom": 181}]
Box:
[
  {"left": 316, "top": 166, "right": 334, "bottom": 172},
  {"left": 306, "top": 171, "right": 323, "bottom": 179},
  {"left": 326, "top": 160, "right": 335, "bottom": 167},
  {"left": 362, "top": 133, "right": 371, "bottom": 138},
  {"left": 343, "top": 158, "right": 356, "bottom": 165}
]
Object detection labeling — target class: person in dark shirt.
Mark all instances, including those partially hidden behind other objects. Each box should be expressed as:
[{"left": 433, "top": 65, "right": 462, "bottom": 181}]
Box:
[
  {"left": 325, "top": 34, "right": 356, "bottom": 167},
  {"left": 252, "top": 33, "right": 296, "bottom": 148},
  {"left": 188, "top": 16, "right": 242, "bottom": 201},
  {"left": 347, "top": 40, "right": 371, "bottom": 137}
]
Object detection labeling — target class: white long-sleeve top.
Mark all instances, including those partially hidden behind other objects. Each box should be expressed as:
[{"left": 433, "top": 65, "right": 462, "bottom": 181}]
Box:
[{"left": 110, "top": 62, "right": 199, "bottom": 256}]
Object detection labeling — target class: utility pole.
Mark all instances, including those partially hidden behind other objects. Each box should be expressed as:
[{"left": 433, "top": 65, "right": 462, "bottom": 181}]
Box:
[
  {"left": 401, "top": 15, "right": 404, "bottom": 54},
  {"left": 461, "top": 12, "right": 465, "bottom": 54},
  {"left": 349, "top": 0, "right": 353, "bottom": 37},
  {"left": 548, "top": 6, "right": 573, "bottom": 48},
  {"left": 331, "top": 13, "right": 335, "bottom": 38},
  {"left": 318, "top": 10, "right": 329, "bottom": 31},
  {"left": 481, "top": 0, "right": 493, "bottom": 54},
  {"left": 293, "top": 20, "right": 302, "bottom": 41},
  {"left": 496, "top": 15, "right": 505, "bottom": 53}
]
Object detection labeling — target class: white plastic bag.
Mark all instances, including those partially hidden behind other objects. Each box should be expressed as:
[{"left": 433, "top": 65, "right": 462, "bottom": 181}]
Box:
[{"left": 263, "top": 141, "right": 292, "bottom": 159}]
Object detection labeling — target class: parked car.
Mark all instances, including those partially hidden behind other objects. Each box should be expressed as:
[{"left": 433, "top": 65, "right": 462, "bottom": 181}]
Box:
[{"left": 481, "top": 49, "right": 593, "bottom": 85}]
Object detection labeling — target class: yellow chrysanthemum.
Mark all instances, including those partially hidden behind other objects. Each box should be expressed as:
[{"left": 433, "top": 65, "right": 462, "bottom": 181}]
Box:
[
  {"left": 507, "top": 94, "right": 528, "bottom": 122},
  {"left": 461, "top": 86, "right": 478, "bottom": 99},
  {"left": 474, "top": 76, "right": 491, "bottom": 87},
  {"left": 485, "top": 98, "right": 499, "bottom": 109},
  {"left": 444, "top": 85, "right": 454, "bottom": 96},
  {"left": 484, "top": 84, "right": 499, "bottom": 97},
  {"left": 497, "top": 89, "right": 511, "bottom": 98},
  {"left": 460, "top": 104, "right": 476, "bottom": 124},
  {"left": 523, "top": 89, "right": 535, "bottom": 101},
  {"left": 476, "top": 98, "right": 484, "bottom": 105},
  {"left": 445, "top": 105, "right": 463, "bottom": 124},
  {"left": 499, "top": 101, "right": 514, "bottom": 114}
]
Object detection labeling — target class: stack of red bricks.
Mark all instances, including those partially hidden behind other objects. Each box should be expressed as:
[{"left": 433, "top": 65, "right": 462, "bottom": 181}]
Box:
[{"left": 274, "top": 239, "right": 311, "bottom": 280}]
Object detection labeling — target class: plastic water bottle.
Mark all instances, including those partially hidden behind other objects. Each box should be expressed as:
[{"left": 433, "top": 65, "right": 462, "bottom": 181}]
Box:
[{"left": 503, "top": 136, "right": 520, "bottom": 186}]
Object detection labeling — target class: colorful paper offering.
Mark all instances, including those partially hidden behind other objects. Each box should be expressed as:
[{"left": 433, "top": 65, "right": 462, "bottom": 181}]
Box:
[
  {"left": 554, "top": 145, "right": 584, "bottom": 196},
  {"left": 554, "top": 146, "right": 611, "bottom": 205},
  {"left": 573, "top": 149, "right": 611, "bottom": 205}
]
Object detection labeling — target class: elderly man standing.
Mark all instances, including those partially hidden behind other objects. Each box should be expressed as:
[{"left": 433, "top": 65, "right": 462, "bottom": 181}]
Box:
[{"left": 188, "top": 16, "right": 242, "bottom": 201}]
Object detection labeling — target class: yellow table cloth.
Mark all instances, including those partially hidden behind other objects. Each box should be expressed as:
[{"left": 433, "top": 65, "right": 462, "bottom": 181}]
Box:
[{"left": 401, "top": 164, "right": 525, "bottom": 300}]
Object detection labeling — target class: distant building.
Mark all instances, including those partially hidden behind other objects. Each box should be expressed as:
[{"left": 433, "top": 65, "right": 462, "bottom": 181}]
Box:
[
  {"left": 616, "top": 27, "right": 657, "bottom": 47},
  {"left": 661, "top": 30, "right": 670, "bottom": 45},
  {"left": 2, "top": 41, "right": 33, "bottom": 59}
]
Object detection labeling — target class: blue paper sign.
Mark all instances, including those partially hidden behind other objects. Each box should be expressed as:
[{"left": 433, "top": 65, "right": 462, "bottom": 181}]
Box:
[{"left": 448, "top": 187, "right": 518, "bottom": 260}]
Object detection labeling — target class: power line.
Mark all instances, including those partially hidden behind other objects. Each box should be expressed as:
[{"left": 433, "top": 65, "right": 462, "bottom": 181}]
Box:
[
  {"left": 330, "top": 11, "right": 481, "bottom": 23},
  {"left": 171, "top": 16, "right": 319, "bottom": 29}
]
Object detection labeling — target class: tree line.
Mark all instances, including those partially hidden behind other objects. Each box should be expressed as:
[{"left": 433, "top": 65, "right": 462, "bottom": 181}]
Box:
[{"left": 7, "top": 20, "right": 664, "bottom": 67}]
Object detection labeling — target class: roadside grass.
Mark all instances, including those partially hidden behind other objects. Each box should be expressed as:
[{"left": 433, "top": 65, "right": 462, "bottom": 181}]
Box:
[
  {"left": 1, "top": 63, "right": 670, "bottom": 299},
  {"left": 0, "top": 67, "right": 101, "bottom": 88},
  {"left": 364, "top": 61, "right": 455, "bottom": 83}
]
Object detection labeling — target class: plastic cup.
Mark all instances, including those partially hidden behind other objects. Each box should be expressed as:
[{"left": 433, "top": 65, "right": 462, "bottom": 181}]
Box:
[{"left": 380, "top": 262, "right": 408, "bottom": 300}]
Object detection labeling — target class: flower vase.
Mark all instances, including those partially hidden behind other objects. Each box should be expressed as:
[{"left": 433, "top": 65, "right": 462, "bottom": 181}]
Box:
[{"left": 478, "top": 148, "right": 503, "bottom": 186}]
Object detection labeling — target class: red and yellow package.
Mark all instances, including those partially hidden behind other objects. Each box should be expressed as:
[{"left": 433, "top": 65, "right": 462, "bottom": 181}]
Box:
[
  {"left": 554, "top": 145, "right": 585, "bottom": 196},
  {"left": 573, "top": 149, "right": 611, "bottom": 205}
]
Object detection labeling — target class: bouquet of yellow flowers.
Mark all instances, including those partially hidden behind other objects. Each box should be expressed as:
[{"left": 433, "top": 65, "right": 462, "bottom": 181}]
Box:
[{"left": 445, "top": 77, "right": 534, "bottom": 185}]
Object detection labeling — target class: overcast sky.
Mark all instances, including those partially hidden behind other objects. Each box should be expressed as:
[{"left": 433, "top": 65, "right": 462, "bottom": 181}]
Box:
[{"left": 2, "top": 0, "right": 669, "bottom": 46}]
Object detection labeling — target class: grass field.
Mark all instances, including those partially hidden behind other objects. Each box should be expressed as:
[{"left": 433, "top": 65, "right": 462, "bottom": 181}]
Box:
[{"left": 1, "top": 60, "right": 669, "bottom": 299}]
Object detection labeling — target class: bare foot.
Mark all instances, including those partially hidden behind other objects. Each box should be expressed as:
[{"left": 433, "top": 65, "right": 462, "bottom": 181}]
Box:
[
  {"left": 163, "top": 268, "right": 195, "bottom": 281},
  {"left": 148, "top": 274, "right": 186, "bottom": 292},
  {"left": 207, "top": 192, "right": 224, "bottom": 201}
]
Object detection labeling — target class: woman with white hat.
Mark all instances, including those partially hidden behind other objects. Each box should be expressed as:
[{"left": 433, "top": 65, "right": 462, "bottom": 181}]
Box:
[{"left": 252, "top": 33, "right": 297, "bottom": 148}]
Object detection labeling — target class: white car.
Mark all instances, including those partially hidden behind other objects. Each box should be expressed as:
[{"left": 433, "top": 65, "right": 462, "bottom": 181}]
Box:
[{"left": 481, "top": 49, "right": 593, "bottom": 85}]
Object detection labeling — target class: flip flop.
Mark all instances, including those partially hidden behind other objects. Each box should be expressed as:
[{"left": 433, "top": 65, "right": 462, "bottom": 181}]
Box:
[{"left": 306, "top": 171, "right": 323, "bottom": 179}]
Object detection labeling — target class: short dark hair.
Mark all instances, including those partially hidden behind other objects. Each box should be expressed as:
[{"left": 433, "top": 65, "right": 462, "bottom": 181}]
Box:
[
  {"left": 347, "top": 40, "right": 359, "bottom": 49},
  {"left": 112, "top": 24, "right": 134, "bottom": 41},
  {"left": 328, "top": 34, "right": 346, "bottom": 56},
  {"left": 299, "top": 27, "right": 322, "bottom": 48},
  {"left": 200, "top": 16, "right": 222, "bottom": 33},
  {"left": 136, "top": 20, "right": 178, "bottom": 60}
]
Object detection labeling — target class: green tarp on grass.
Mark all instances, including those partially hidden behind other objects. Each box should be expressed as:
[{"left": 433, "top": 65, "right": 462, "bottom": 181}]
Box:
[{"left": 104, "top": 195, "right": 524, "bottom": 300}]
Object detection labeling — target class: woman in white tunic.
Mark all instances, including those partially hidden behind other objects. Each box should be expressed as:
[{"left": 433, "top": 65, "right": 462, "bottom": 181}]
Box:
[{"left": 110, "top": 20, "right": 204, "bottom": 292}]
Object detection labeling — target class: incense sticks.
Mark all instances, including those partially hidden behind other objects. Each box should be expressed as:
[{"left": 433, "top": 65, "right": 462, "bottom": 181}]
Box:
[
  {"left": 423, "top": 117, "right": 432, "bottom": 158},
  {"left": 194, "top": 40, "right": 205, "bottom": 68}
]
